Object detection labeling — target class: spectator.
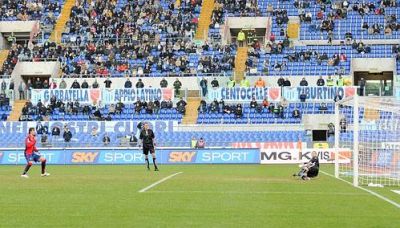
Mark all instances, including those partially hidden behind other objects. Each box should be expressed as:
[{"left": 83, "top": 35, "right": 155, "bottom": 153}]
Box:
[
  {"left": 292, "top": 108, "right": 301, "bottom": 118},
  {"left": 1, "top": 80, "right": 6, "bottom": 93},
  {"left": 326, "top": 75, "right": 334, "bottom": 86},
  {"left": 277, "top": 77, "right": 285, "bottom": 87},
  {"left": 34, "top": 78, "right": 43, "bottom": 89},
  {"left": 227, "top": 77, "right": 236, "bottom": 88},
  {"left": 340, "top": 117, "right": 347, "bottom": 133},
  {"left": 129, "top": 132, "right": 138, "bottom": 147},
  {"left": 235, "top": 104, "right": 243, "bottom": 118},
  {"left": 36, "top": 122, "right": 45, "bottom": 135},
  {"left": 358, "top": 78, "right": 366, "bottom": 96},
  {"left": 299, "top": 92, "right": 307, "bottom": 102},
  {"left": 198, "top": 100, "right": 207, "bottom": 113},
  {"left": 91, "top": 127, "right": 98, "bottom": 137},
  {"left": 71, "top": 80, "right": 80, "bottom": 89},
  {"left": 146, "top": 100, "right": 154, "bottom": 114},
  {"left": 237, "top": 30, "right": 246, "bottom": 47},
  {"left": 196, "top": 138, "right": 205, "bottom": 148},
  {"left": 200, "top": 77, "right": 208, "bottom": 97},
  {"left": 160, "top": 78, "right": 168, "bottom": 88},
  {"left": 109, "top": 104, "right": 116, "bottom": 115},
  {"left": 50, "top": 80, "right": 57, "bottom": 89},
  {"left": 283, "top": 78, "right": 291, "bottom": 87},
  {"left": 240, "top": 77, "right": 250, "bottom": 88},
  {"left": 136, "top": 79, "right": 145, "bottom": 88},
  {"left": 43, "top": 80, "right": 49, "bottom": 89},
  {"left": 299, "top": 78, "right": 308, "bottom": 86},
  {"left": 337, "top": 75, "right": 344, "bottom": 86},
  {"left": 173, "top": 78, "right": 182, "bottom": 97},
  {"left": 103, "top": 133, "right": 110, "bottom": 145},
  {"left": 63, "top": 127, "right": 72, "bottom": 142},
  {"left": 255, "top": 77, "right": 265, "bottom": 88},
  {"left": 211, "top": 78, "right": 219, "bottom": 88},
  {"left": 191, "top": 137, "right": 198, "bottom": 148},
  {"left": 319, "top": 103, "right": 328, "bottom": 113},
  {"left": 262, "top": 98, "right": 269, "bottom": 108},
  {"left": 317, "top": 76, "right": 325, "bottom": 86},
  {"left": 92, "top": 108, "right": 102, "bottom": 120},
  {"left": 92, "top": 79, "right": 99, "bottom": 89},
  {"left": 104, "top": 77, "right": 112, "bottom": 89},
  {"left": 176, "top": 98, "right": 187, "bottom": 114},
  {"left": 41, "top": 133, "right": 48, "bottom": 145},
  {"left": 122, "top": 78, "right": 132, "bottom": 88},
  {"left": 18, "top": 81, "right": 26, "bottom": 99},
  {"left": 59, "top": 79, "right": 67, "bottom": 89},
  {"left": 209, "top": 99, "right": 219, "bottom": 113},
  {"left": 81, "top": 80, "right": 89, "bottom": 89},
  {"left": 51, "top": 126, "right": 60, "bottom": 136},
  {"left": 134, "top": 99, "right": 143, "bottom": 114},
  {"left": 334, "top": 92, "right": 343, "bottom": 103},
  {"left": 250, "top": 97, "right": 257, "bottom": 108}
]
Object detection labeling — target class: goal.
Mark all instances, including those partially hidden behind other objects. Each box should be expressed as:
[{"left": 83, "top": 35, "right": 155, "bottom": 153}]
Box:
[{"left": 335, "top": 95, "right": 400, "bottom": 187}]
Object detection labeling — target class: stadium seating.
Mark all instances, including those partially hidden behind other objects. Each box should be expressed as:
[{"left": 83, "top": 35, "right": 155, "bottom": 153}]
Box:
[
  {"left": 0, "top": 129, "right": 306, "bottom": 148},
  {"left": 197, "top": 102, "right": 334, "bottom": 124},
  {"left": 0, "top": 0, "right": 64, "bottom": 39},
  {"left": 247, "top": 44, "right": 395, "bottom": 76}
]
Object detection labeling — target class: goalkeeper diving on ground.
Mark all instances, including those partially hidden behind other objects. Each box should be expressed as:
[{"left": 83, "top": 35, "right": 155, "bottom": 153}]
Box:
[{"left": 293, "top": 151, "right": 319, "bottom": 180}]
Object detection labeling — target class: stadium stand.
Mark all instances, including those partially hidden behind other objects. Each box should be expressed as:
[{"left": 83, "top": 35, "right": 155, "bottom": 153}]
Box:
[
  {"left": 0, "top": 0, "right": 64, "bottom": 39},
  {"left": 0, "top": 0, "right": 398, "bottom": 149}
]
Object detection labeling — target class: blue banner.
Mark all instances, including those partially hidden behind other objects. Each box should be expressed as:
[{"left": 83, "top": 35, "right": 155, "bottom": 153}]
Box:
[
  {"left": 102, "top": 88, "right": 173, "bottom": 104},
  {"left": 207, "top": 87, "right": 281, "bottom": 102},
  {"left": 31, "top": 89, "right": 100, "bottom": 104},
  {"left": 282, "top": 86, "right": 357, "bottom": 102},
  {"left": 0, "top": 121, "right": 176, "bottom": 135},
  {"left": 31, "top": 88, "right": 174, "bottom": 105},
  {"left": 0, "top": 149, "right": 260, "bottom": 165}
]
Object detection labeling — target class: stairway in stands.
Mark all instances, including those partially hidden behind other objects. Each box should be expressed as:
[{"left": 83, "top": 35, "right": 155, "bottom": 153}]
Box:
[
  {"left": 287, "top": 17, "right": 300, "bottom": 39},
  {"left": 182, "top": 97, "right": 201, "bottom": 124},
  {"left": 50, "top": 0, "right": 75, "bottom": 43},
  {"left": 195, "top": 0, "right": 215, "bottom": 40},
  {"left": 0, "top": 50, "right": 9, "bottom": 68},
  {"left": 8, "top": 100, "right": 26, "bottom": 121},
  {"left": 234, "top": 47, "right": 249, "bottom": 82}
]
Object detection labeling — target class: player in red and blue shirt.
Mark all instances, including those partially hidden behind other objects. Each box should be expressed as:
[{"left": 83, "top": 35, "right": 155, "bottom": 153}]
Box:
[{"left": 21, "top": 127, "right": 50, "bottom": 178}]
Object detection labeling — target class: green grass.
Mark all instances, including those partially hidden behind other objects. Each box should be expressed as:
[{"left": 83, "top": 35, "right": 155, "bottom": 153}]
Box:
[{"left": 0, "top": 165, "right": 399, "bottom": 227}]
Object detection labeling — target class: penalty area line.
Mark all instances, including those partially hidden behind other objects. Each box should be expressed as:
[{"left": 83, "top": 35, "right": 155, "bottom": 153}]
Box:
[
  {"left": 320, "top": 170, "right": 400, "bottom": 209},
  {"left": 138, "top": 172, "right": 183, "bottom": 193}
]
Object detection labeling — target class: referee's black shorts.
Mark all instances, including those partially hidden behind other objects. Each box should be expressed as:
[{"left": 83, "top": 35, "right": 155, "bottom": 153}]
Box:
[{"left": 142, "top": 144, "right": 155, "bottom": 155}]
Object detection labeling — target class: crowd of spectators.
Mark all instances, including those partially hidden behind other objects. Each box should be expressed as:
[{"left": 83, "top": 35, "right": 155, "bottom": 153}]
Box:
[
  {"left": 0, "top": 0, "right": 61, "bottom": 26},
  {"left": 18, "top": 93, "right": 186, "bottom": 121},
  {"left": 197, "top": 97, "right": 308, "bottom": 119}
]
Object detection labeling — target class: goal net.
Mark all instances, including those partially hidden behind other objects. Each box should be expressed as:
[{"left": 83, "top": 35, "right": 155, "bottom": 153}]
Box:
[{"left": 335, "top": 96, "right": 400, "bottom": 187}]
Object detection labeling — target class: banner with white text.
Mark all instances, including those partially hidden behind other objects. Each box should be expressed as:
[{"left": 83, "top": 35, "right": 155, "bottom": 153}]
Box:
[
  {"left": 282, "top": 86, "right": 357, "bottom": 102},
  {"left": 207, "top": 87, "right": 281, "bottom": 102},
  {"left": 31, "top": 88, "right": 174, "bottom": 104}
]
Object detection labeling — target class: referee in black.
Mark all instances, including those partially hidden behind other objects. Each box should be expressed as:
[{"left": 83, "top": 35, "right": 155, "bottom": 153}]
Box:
[{"left": 139, "top": 122, "right": 159, "bottom": 171}]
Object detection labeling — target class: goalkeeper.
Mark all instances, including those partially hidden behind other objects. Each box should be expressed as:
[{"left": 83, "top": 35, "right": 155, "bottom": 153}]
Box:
[{"left": 294, "top": 151, "right": 319, "bottom": 180}]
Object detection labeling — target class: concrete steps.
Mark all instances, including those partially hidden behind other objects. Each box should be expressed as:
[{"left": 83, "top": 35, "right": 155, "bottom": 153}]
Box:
[
  {"left": 49, "top": 0, "right": 75, "bottom": 43},
  {"left": 195, "top": 0, "right": 215, "bottom": 40},
  {"left": 234, "top": 47, "right": 249, "bottom": 81},
  {"left": 181, "top": 97, "right": 201, "bottom": 124},
  {"left": 8, "top": 100, "right": 26, "bottom": 121}
]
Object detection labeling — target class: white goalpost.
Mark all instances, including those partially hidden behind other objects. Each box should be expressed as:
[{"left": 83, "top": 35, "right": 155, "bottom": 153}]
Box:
[{"left": 335, "top": 95, "right": 400, "bottom": 187}]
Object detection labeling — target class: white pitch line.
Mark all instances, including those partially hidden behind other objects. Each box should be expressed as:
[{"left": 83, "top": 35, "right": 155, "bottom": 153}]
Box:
[
  {"left": 320, "top": 170, "right": 400, "bottom": 209},
  {"left": 146, "top": 190, "right": 367, "bottom": 196},
  {"left": 138, "top": 172, "right": 183, "bottom": 193}
]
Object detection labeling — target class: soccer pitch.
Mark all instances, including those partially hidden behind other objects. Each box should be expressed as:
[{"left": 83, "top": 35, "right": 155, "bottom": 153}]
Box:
[{"left": 0, "top": 165, "right": 399, "bottom": 227}]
